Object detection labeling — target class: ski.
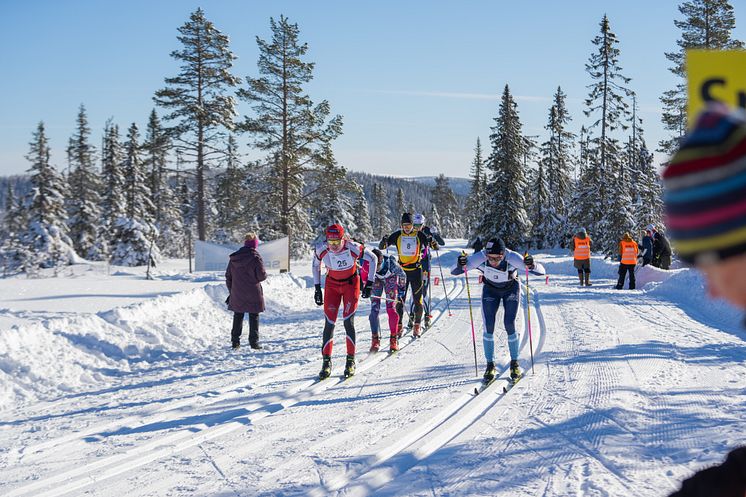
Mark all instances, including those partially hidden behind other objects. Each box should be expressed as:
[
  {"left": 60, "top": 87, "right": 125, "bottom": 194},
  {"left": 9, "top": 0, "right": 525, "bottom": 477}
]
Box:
[
  {"left": 473, "top": 377, "right": 496, "bottom": 396},
  {"left": 502, "top": 375, "right": 522, "bottom": 393}
]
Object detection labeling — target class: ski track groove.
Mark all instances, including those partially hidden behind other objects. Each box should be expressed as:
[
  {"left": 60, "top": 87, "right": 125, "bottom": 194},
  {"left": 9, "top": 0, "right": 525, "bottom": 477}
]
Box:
[
  {"left": 3, "top": 277, "right": 466, "bottom": 497},
  {"left": 308, "top": 279, "right": 545, "bottom": 496}
]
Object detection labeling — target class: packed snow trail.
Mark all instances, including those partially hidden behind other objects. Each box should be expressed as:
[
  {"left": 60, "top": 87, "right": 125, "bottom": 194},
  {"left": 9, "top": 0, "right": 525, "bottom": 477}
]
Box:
[{"left": 1, "top": 245, "right": 745, "bottom": 496}]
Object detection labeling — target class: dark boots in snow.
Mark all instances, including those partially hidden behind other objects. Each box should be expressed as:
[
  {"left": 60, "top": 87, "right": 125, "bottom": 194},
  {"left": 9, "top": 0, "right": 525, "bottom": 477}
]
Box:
[
  {"left": 319, "top": 356, "right": 332, "bottom": 380},
  {"left": 343, "top": 355, "right": 356, "bottom": 378}
]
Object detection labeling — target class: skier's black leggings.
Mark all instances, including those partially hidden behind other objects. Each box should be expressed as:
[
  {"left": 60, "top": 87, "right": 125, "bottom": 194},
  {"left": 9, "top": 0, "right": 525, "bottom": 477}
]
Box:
[
  {"left": 322, "top": 317, "right": 355, "bottom": 356},
  {"left": 397, "top": 267, "right": 424, "bottom": 325}
]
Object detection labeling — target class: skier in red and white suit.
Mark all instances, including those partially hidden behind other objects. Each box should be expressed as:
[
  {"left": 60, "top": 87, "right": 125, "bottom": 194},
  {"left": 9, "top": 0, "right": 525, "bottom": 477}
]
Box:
[{"left": 313, "top": 224, "right": 377, "bottom": 379}]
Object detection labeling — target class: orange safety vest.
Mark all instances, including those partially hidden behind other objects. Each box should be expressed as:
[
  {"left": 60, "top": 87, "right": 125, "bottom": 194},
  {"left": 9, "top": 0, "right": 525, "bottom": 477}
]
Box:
[
  {"left": 574, "top": 237, "right": 591, "bottom": 260},
  {"left": 620, "top": 240, "right": 638, "bottom": 265}
]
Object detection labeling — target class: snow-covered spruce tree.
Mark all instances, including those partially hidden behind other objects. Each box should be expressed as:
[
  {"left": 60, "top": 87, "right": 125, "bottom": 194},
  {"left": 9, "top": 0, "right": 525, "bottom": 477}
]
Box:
[
  {"left": 624, "top": 98, "right": 663, "bottom": 230},
  {"left": 530, "top": 146, "right": 554, "bottom": 249},
  {"left": 395, "top": 187, "right": 406, "bottom": 219},
  {"left": 464, "top": 137, "right": 487, "bottom": 240},
  {"left": 22, "top": 122, "right": 75, "bottom": 270},
  {"left": 66, "top": 104, "right": 105, "bottom": 261},
  {"left": 546, "top": 87, "right": 575, "bottom": 246},
  {"left": 141, "top": 109, "right": 184, "bottom": 256},
  {"left": 0, "top": 184, "right": 28, "bottom": 274},
  {"left": 478, "top": 84, "right": 530, "bottom": 248},
  {"left": 660, "top": 0, "right": 743, "bottom": 156},
  {"left": 238, "top": 15, "right": 342, "bottom": 257},
  {"left": 110, "top": 123, "right": 160, "bottom": 266},
  {"left": 431, "top": 174, "right": 462, "bottom": 237},
  {"left": 214, "top": 134, "right": 246, "bottom": 242},
  {"left": 309, "top": 152, "right": 356, "bottom": 245},
  {"left": 583, "top": 14, "right": 633, "bottom": 255},
  {"left": 428, "top": 203, "right": 442, "bottom": 236},
  {"left": 154, "top": 8, "right": 239, "bottom": 242},
  {"left": 350, "top": 181, "right": 373, "bottom": 242},
  {"left": 371, "top": 183, "right": 391, "bottom": 238},
  {"left": 100, "top": 119, "right": 126, "bottom": 244}
]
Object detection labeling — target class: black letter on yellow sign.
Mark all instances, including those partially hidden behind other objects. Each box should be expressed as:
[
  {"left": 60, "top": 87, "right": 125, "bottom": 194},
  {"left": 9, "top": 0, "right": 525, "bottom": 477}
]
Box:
[{"left": 701, "top": 78, "right": 726, "bottom": 102}]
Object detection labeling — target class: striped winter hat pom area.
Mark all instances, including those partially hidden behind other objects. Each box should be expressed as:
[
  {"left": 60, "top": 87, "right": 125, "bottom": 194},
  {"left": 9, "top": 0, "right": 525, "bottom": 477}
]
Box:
[{"left": 663, "top": 103, "right": 746, "bottom": 265}]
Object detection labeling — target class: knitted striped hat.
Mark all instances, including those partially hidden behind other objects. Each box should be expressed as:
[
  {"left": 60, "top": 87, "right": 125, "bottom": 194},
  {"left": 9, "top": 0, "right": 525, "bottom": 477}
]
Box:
[{"left": 663, "top": 103, "right": 746, "bottom": 265}]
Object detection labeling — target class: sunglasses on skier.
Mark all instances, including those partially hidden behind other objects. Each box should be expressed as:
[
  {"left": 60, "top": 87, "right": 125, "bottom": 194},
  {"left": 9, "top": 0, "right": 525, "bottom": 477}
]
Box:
[
  {"left": 402, "top": 223, "right": 414, "bottom": 232},
  {"left": 486, "top": 254, "right": 504, "bottom": 262},
  {"left": 327, "top": 239, "right": 342, "bottom": 247},
  {"left": 414, "top": 224, "right": 423, "bottom": 230}
]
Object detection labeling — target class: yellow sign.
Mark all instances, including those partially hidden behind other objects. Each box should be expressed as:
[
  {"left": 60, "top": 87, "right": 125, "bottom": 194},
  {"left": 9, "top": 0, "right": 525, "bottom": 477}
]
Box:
[{"left": 687, "top": 49, "right": 746, "bottom": 125}]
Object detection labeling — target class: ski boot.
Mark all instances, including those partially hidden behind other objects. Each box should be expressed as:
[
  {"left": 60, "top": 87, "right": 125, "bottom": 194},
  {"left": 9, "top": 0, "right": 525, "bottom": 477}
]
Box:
[
  {"left": 483, "top": 361, "right": 496, "bottom": 384},
  {"left": 231, "top": 342, "right": 240, "bottom": 350},
  {"left": 370, "top": 334, "right": 380, "bottom": 353},
  {"left": 424, "top": 315, "right": 431, "bottom": 330},
  {"left": 412, "top": 323, "right": 422, "bottom": 338},
  {"left": 407, "top": 314, "right": 415, "bottom": 330},
  {"left": 584, "top": 273, "right": 592, "bottom": 287},
  {"left": 510, "top": 360, "right": 522, "bottom": 381},
  {"left": 343, "top": 354, "right": 356, "bottom": 378},
  {"left": 389, "top": 335, "right": 399, "bottom": 352},
  {"left": 319, "top": 356, "right": 332, "bottom": 380}
]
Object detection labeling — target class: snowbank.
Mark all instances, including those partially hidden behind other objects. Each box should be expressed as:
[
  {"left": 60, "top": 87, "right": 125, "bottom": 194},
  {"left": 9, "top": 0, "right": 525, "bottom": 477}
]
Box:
[{"left": 0, "top": 273, "right": 308, "bottom": 410}]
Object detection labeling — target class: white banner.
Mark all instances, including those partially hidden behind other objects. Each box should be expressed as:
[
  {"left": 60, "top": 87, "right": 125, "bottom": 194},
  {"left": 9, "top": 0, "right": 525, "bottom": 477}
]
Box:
[{"left": 194, "top": 237, "right": 289, "bottom": 272}]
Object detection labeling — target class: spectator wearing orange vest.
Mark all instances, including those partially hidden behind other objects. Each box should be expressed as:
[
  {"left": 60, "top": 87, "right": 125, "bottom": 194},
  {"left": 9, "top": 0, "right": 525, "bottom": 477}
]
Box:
[
  {"left": 615, "top": 233, "right": 639, "bottom": 290},
  {"left": 572, "top": 228, "right": 592, "bottom": 286}
]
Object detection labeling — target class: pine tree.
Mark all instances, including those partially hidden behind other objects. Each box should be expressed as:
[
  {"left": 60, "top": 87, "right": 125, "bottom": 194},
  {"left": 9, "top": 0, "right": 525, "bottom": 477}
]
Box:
[
  {"left": 531, "top": 149, "right": 554, "bottom": 249},
  {"left": 214, "top": 134, "right": 246, "bottom": 242},
  {"left": 238, "top": 15, "right": 342, "bottom": 257},
  {"left": 583, "top": 15, "right": 633, "bottom": 255},
  {"left": 431, "top": 174, "right": 463, "bottom": 237},
  {"left": 428, "top": 204, "right": 442, "bottom": 236},
  {"left": 479, "top": 85, "right": 530, "bottom": 248},
  {"left": 66, "top": 104, "right": 104, "bottom": 260},
  {"left": 154, "top": 8, "right": 239, "bottom": 241},
  {"left": 22, "top": 122, "right": 75, "bottom": 270},
  {"left": 660, "top": 0, "right": 743, "bottom": 156},
  {"left": 464, "top": 137, "right": 487, "bottom": 239}
]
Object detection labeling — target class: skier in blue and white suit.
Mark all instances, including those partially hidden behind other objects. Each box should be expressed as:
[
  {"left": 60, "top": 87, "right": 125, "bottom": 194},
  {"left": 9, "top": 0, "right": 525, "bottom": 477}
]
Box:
[{"left": 451, "top": 237, "right": 545, "bottom": 383}]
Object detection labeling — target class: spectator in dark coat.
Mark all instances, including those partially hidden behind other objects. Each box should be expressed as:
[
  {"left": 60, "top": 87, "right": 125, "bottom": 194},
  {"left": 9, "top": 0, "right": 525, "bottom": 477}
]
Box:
[
  {"left": 640, "top": 229, "right": 654, "bottom": 266},
  {"left": 226, "top": 232, "right": 267, "bottom": 350},
  {"left": 654, "top": 231, "right": 672, "bottom": 270}
]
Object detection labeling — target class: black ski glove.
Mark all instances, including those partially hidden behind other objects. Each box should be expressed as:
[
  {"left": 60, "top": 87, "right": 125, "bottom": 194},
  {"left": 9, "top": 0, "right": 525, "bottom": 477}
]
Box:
[
  {"left": 430, "top": 241, "right": 439, "bottom": 250},
  {"left": 523, "top": 253, "right": 534, "bottom": 269},
  {"left": 378, "top": 236, "right": 387, "bottom": 250},
  {"left": 314, "top": 284, "right": 323, "bottom": 306},
  {"left": 457, "top": 254, "right": 468, "bottom": 267},
  {"left": 361, "top": 281, "right": 373, "bottom": 299}
]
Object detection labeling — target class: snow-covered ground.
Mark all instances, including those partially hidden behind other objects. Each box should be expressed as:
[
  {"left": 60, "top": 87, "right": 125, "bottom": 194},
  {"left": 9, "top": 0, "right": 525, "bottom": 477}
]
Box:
[{"left": 0, "top": 240, "right": 744, "bottom": 496}]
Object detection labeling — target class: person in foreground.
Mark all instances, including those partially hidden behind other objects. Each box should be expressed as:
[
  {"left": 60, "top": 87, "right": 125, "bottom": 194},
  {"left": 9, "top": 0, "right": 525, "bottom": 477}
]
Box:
[
  {"left": 226, "top": 232, "right": 267, "bottom": 350},
  {"left": 451, "top": 237, "right": 545, "bottom": 385},
  {"left": 313, "top": 224, "right": 377, "bottom": 379},
  {"left": 663, "top": 103, "right": 746, "bottom": 497}
]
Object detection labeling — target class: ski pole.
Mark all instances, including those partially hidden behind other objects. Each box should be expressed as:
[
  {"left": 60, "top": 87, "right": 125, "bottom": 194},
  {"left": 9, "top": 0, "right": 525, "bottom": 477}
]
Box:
[
  {"left": 524, "top": 252, "right": 535, "bottom": 375},
  {"left": 462, "top": 251, "right": 479, "bottom": 377},
  {"left": 435, "top": 247, "right": 453, "bottom": 316},
  {"left": 427, "top": 255, "right": 432, "bottom": 319}
]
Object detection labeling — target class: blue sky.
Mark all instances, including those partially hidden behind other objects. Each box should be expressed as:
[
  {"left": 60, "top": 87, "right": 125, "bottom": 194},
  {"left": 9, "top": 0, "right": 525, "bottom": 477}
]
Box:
[{"left": 1, "top": 0, "right": 744, "bottom": 178}]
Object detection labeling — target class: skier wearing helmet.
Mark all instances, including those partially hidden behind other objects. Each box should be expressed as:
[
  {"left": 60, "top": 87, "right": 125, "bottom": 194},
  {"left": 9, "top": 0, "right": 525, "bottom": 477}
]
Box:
[
  {"left": 313, "top": 224, "right": 377, "bottom": 379},
  {"left": 453, "top": 237, "right": 545, "bottom": 386},
  {"left": 379, "top": 213, "right": 431, "bottom": 337},
  {"left": 409, "top": 212, "right": 445, "bottom": 330}
]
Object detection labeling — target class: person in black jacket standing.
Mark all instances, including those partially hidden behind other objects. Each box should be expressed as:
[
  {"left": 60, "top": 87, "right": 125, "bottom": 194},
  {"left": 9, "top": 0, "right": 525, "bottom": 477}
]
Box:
[{"left": 226, "top": 232, "right": 268, "bottom": 350}]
